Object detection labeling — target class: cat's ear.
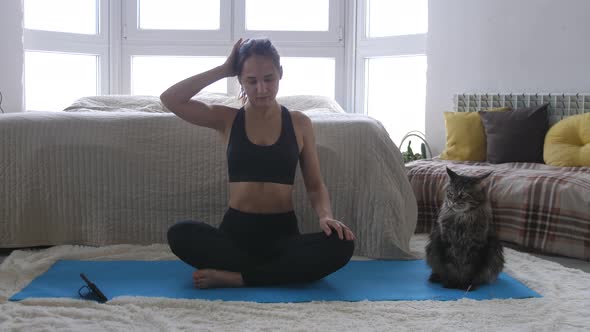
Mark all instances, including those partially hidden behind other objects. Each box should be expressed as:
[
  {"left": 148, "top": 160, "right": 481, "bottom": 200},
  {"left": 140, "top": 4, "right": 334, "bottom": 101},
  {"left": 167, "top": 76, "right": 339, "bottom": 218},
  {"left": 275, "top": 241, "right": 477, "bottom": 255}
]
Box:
[{"left": 446, "top": 167, "right": 458, "bottom": 179}]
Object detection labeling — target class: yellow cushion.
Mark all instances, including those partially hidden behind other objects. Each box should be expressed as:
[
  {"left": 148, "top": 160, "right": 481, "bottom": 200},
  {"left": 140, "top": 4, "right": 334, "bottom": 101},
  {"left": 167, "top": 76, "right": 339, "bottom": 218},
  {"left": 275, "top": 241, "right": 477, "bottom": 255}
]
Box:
[
  {"left": 440, "top": 107, "right": 510, "bottom": 161},
  {"left": 544, "top": 113, "right": 590, "bottom": 167}
]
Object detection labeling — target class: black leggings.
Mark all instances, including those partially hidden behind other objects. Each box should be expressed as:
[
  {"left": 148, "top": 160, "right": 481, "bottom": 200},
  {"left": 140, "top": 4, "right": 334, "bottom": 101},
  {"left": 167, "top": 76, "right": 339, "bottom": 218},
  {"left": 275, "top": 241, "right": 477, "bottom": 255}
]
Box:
[{"left": 167, "top": 207, "right": 355, "bottom": 286}]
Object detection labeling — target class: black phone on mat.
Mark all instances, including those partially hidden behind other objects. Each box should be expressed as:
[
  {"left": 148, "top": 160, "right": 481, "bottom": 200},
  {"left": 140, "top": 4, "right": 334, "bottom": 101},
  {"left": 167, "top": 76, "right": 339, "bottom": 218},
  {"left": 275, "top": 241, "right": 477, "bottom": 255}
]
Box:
[{"left": 79, "top": 273, "right": 108, "bottom": 303}]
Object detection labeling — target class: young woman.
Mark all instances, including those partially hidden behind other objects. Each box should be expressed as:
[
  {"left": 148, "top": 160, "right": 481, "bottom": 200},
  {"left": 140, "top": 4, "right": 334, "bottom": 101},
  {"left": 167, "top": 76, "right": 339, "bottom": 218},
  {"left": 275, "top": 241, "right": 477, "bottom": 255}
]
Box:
[{"left": 161, "top": 38, "right": 355, "bottom": 289}]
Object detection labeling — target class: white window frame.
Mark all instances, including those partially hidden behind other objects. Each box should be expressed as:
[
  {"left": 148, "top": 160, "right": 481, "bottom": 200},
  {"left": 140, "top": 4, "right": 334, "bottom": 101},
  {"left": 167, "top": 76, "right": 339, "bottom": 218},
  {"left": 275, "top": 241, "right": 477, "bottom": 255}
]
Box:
[
  {"left": 23, "top": 0, "right": 350, "bottom": 111},
  {"left": 353, "top": 0, "right": 427, "bottom": 114},
  {"left": 23, "top": 0, "right": 110, "bottom": 97},
  {"left": 275, "top": 45, "right": 344, "bottom": 102},
  {"left": 120, "top": 45, "right": 234, "bottom": 95},
  {"left": 234, "top": 0, "right": 343, "bottom": 45},
  {"left": 120, "top": 0, "right": 346, "bottom": 107},
  {"left": 122, "top": 0, "right": 232, "bottom": 43}
]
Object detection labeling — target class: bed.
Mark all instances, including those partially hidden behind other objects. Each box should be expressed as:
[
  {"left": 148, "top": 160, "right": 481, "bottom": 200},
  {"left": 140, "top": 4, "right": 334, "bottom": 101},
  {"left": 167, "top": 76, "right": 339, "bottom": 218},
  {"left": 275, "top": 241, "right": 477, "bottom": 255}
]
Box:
[
  {"left": 407, "top": 93, "right": 590, "bottom": 260},
  {"left": 0, "top": 94, "right": 417, "bottom": 259}
]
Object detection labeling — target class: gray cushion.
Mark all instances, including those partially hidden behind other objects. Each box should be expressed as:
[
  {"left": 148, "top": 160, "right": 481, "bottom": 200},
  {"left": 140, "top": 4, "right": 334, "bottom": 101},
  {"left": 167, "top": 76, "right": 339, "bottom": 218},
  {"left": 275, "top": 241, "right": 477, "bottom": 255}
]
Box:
[{"left": 479, "top": 103, "right": 549, "bottom": 163}]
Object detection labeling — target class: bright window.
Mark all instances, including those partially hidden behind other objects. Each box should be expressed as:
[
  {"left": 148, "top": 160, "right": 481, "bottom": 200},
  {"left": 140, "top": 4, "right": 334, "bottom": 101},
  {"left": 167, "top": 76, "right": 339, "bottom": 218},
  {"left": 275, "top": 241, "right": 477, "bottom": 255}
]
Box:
[
  {"left": 365, "top": 55, "right": 426, "bottom": 144},
  {"left": 23, "top": 0, "right": 346, "bottom": 110},
  {"left": 24, "top": 0, "right": 97, "bottom": 34},
  {"left": 357, "top": 0, "right": 428, "bottom": 144},
  {"left": 277, "top": 57, "right": 335, "bottom": 98},
  {"left": 245, "top": 0, "right": 329, "bottom": 31},
  {"left": 366, "top": 0, "right": 428, "bottom": 37},
  {"left": 138, "top": 0, "right": 220, "bottom": 30},
  {"left": 25, "top": 51, "right": 98, "bottom": 111},
  {"left": 131, "top": 56, "right": 227, "bottom": 96}
]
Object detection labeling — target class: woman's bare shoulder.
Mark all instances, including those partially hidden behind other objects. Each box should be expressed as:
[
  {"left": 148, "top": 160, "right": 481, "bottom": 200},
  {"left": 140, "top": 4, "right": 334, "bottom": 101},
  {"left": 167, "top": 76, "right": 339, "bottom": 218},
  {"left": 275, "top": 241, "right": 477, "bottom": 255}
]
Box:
[
  {"left": 288, "top": 110, "right": 313, "bottom": 133},
  {"left": 286, "top": 110, "right": 312, "bottom": 153},
  {"left": 214, "top": 105, "right": 240, "bottom": 140},
  {"left": 287, "top": 110, "right": 311, "bottom": 125}
]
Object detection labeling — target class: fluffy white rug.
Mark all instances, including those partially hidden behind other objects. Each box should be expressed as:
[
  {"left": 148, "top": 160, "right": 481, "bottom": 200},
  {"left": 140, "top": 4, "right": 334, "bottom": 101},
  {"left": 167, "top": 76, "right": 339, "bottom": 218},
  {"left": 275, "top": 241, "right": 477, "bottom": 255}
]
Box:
[{"left": 1, "top": 235, "right": 588, "bottom": 331}]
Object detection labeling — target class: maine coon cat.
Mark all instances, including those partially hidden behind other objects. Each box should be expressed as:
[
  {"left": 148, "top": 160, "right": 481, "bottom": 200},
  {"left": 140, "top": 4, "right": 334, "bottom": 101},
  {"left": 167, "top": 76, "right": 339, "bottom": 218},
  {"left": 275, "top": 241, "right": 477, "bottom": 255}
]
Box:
[{"left": 425, "top": 167, "right": 504, "bottom": 291}]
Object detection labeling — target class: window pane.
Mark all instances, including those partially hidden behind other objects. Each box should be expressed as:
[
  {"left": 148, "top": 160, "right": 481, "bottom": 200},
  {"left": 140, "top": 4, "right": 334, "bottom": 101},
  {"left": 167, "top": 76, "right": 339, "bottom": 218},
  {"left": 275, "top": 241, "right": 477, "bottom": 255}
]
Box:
[
  {"left": 365, "top": 55, "right": 426, "bottom": 145},
  {"left": 246, "top": 0, "right": 329, "bottom": 31},
  {"left": 139, "top": 0, "right": 220, "bottom": 30},
  {"left": 24, "top": 0, "right": 97, "bottom": 34},
  {"left": 277, "top": 57, "right": 335, "bottom": 99},
  {"left": 25, "top": 51, "right": 98, "bottom": 111},
  {"left": 366, "top": 0, "right": 427, "bottom": 37},
  {"left": 131, "top": 56, "right": 227, "bottom": 96}
]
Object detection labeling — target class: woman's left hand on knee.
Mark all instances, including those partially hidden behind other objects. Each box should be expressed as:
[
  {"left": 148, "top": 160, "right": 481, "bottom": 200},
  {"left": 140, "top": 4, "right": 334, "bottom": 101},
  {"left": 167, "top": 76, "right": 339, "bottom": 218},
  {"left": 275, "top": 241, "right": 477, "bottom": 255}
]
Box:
[{"left": 319, "top": 217, "right": 355, "bottom": 241}]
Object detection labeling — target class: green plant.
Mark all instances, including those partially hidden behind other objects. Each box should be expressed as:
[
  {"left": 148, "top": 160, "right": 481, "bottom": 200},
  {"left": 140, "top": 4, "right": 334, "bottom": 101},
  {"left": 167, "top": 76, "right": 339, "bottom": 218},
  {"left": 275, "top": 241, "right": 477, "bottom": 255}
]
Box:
[
  {"left": 400, "top": 131, "right": 432, "bottom": 163},
  {"left": 402, "top": 140, "right": 424, "bottom": 163}
]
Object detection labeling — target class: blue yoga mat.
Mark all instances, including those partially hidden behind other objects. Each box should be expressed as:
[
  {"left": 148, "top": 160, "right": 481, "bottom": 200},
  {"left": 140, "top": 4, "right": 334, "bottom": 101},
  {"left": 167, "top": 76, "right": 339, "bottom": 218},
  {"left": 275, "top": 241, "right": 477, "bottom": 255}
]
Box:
[{"left": 10, "top": 260, "right": 540, "bottom": 303}]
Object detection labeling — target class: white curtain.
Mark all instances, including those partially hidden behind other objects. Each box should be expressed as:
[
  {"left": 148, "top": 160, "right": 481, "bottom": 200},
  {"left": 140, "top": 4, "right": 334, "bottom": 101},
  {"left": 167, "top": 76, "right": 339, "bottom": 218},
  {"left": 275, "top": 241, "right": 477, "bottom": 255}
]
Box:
[{"left": 0, "top": 0, "right": 24, "bottom": 113}]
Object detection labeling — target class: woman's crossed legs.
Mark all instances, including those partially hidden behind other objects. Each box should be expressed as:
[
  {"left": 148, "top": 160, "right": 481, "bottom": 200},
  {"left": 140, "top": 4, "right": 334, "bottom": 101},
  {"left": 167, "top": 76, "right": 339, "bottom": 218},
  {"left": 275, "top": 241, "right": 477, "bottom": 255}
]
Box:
[{"left": 167, "top": 209, "right": 354, "bottom": 288}]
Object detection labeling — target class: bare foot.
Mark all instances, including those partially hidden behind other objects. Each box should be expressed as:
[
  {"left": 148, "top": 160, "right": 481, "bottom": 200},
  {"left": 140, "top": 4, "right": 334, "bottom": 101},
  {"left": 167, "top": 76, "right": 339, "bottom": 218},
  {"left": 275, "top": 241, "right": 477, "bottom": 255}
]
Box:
[{"left": 193, "top": 269, "right": 244, "bottom": 289}]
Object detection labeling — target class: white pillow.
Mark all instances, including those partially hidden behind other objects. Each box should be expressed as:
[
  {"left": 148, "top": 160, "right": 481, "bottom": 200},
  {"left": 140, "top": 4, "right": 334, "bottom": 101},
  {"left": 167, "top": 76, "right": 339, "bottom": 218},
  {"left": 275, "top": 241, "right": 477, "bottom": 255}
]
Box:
[
  {"left": 64, "top": 93, "right": 345, "bottom": 113},
  {"left": 64, "top": 95, "right": 165, "bottom": 113},
  {"left": 277, "top": 95, "right": 345, "bottom": 113},
  {"left": 64, "top": 92, "right": 240, "bottom": 113}
]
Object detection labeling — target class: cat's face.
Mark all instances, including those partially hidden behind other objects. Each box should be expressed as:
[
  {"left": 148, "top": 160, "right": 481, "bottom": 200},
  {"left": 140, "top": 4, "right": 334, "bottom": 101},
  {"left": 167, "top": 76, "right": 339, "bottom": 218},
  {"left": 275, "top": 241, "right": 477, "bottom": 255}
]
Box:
[{"left": 444, "top": 167, "right": 491, "bottom": 212}]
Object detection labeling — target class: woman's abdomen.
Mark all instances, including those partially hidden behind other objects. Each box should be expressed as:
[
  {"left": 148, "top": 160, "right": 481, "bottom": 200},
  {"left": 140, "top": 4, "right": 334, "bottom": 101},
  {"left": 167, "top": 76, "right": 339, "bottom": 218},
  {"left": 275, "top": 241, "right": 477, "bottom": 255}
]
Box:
[{"left": 228, "top": 182, "right": 294, "bottom": 213}]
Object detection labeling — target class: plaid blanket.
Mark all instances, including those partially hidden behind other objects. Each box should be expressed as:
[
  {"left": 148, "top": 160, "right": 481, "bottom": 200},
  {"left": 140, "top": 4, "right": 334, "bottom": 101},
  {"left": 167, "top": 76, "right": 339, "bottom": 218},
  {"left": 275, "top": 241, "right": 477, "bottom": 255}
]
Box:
[{"left": 406, "top": 159, "right": 590, "bottom": 261}]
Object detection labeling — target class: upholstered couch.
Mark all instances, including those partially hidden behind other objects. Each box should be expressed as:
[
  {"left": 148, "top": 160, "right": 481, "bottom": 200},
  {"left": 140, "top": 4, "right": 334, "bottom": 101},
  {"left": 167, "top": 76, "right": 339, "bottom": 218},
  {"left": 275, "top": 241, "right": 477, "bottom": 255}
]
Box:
[{"left": 407, "top": 94, "right": 590, "bottom": 260}]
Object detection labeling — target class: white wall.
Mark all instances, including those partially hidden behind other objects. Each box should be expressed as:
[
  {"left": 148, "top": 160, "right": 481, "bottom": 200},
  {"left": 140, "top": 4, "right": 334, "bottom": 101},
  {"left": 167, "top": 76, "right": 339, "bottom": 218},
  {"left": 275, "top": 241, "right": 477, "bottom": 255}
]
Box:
[
  {"left": 426, "top": 0, "right": 590, "bottom": 155},
  {"left": 0, "top": 0, "right": 24, "bottom": 113}
]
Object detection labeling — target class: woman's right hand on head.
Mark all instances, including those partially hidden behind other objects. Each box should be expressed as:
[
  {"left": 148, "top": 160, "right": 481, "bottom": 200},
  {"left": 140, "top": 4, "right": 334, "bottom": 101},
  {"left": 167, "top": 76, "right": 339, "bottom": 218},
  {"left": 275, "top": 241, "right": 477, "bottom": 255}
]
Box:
[{"left": 221, "top": 38, "right": 245, "bottom": 78}]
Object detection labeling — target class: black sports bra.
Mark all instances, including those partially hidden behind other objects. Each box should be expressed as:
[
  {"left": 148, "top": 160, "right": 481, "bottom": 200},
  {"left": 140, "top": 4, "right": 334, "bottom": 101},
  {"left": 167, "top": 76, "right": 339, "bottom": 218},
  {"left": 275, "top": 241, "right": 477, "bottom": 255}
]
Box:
[{"left": 226, "top": 106, "right": 300, "bottom": 185}]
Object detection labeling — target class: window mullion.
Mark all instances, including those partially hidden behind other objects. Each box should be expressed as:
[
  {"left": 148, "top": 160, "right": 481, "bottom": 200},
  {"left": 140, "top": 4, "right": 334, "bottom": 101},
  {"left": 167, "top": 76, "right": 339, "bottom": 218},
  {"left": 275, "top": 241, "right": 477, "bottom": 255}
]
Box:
[{"left": 108, "top": 0, "right": 122, "bottom": 94}]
